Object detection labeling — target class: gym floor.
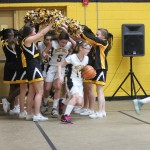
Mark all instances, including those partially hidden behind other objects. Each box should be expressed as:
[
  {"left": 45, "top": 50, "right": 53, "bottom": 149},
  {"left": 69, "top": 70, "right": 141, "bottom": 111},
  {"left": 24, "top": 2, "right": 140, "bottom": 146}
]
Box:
[{"left": 0, "top": 100, "right": 150, "bottom": 150}]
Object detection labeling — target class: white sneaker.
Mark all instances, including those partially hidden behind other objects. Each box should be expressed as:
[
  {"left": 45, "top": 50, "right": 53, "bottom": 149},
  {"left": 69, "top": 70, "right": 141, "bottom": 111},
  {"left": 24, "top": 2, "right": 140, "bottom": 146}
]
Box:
[
  {"left": 133, "top": 99, "right": 143, "bottom": 115},
  {"left": 19, "top": 111, "right": 27, "bottom": 119},
  {"left": 80, "top": 109, "right": 94, "bottom": 116},
  {"left": 9, "top": 107, "right": 20, "bottom": 115},
  {"left": 51, "top": 108, "right": 59, "bottom": 118},
  {"left": 89, "top": 112, "right": 103, "bottom": 119},
  {"left": 2, "top": 98, "right": 10, "bottom": 113},
  {"left": 26, "top": 114, "right": 33, "bottom": 121},
  {"left": 15, "top": 105, "right": 20, "bottom": 112},
  {"left": 74, "top": 108, "right": 87, "bottom": 114},
  {"left": 33, "top": 113, "right": 48, "bottom": 122},
  {"left": 15, "top": 104, "right": 26, "bottom": 111},
  {"left": 73, "top": 106, "right": 82, "bottom": 111},
  {"left": 15, "top": 104, "right": 20, "bottom": 109},
  {"left": 102, "top": 111, "right": 106, "bottom": 117}
]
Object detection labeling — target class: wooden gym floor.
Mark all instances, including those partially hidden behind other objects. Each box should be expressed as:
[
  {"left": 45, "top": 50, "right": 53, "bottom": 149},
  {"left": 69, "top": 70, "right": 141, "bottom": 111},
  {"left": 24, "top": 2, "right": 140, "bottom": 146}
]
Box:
[{"left": 0, "top": 100, "right": 150, "bottom": 150}]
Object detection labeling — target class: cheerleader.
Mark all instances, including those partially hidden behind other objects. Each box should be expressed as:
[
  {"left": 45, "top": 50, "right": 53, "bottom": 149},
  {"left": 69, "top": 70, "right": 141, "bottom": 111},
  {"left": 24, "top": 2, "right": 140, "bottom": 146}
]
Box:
[
  {"left": 21, "top": 22, "right": 53, "bottom": 121},
  {"left": 0, "top": 28, "right": 20, "bottom": 115},
  {"left": 58, "top": 41, "right": 91, "bottom": 124},
  {"left": 15, "top": 29, "right": 29, "bottom": 119},
  {"left": 80, "top": 26, "right": 113, "bottom": 119}
]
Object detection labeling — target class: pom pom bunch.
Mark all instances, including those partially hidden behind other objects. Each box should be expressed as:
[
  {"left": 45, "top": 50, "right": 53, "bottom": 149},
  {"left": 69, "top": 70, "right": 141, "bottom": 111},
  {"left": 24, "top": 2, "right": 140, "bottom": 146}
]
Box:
[{"left": 24, "top": 8, "right": 83, "bottom": 37}]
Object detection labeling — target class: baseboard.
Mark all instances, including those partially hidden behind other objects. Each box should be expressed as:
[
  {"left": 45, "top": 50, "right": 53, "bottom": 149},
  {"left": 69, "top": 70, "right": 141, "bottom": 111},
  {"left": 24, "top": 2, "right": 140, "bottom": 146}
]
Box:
[{"left": 105, "top": 95, "right": 149, "bottom": 101}]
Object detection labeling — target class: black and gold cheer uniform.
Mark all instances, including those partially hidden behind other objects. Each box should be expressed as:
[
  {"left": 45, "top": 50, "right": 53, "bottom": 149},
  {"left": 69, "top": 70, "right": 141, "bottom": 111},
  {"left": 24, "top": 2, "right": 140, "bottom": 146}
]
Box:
[
  {"left": 15, "top": 42, "right": 28, "bottom": 83},
  {"left": 82, "top": 31, "right": 109, "bottom": 85},
  {"left": 2, "top": 39, "right": 18, "bottom": 84},
  {"left": 21, "top": 40, "right": 43, "bottom": 83}
]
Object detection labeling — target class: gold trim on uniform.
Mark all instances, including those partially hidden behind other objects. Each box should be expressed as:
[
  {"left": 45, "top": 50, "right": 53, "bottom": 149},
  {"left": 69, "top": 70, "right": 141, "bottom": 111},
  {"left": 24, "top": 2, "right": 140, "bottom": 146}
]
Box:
[
  {"left": 3, "top": 81, "right": 19, "bottom": 84},
  {"left": 21, "top": 52, "right": 27, "bottom": 68},
  {"left": 83, "top": 80, "right": 93, "bottom": 83},
  {"left": 16, "top": 80, "right": 28, "bottom": 83},
  {"left": 83, "top": 80, "right": 105, "bottom": 85},
  {"left": 93, "top": 80, "right": 105, "bottom": 85},
  {"left": 33, "top": 53, "right": 39, "bottom": 58},
  {"left": 28, "top": 78, "right": 44, "bottom": 83}
]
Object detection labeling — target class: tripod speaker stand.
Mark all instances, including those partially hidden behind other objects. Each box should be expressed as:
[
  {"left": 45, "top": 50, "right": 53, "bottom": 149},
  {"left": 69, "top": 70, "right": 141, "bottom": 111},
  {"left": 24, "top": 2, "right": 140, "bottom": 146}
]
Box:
[{"left": 111, "top": 56, "right": 147, "bottom": 99}]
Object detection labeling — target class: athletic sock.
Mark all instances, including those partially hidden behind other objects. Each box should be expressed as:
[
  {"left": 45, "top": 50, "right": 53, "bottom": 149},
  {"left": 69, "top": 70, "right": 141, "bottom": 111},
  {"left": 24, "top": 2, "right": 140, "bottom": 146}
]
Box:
[
  {"left": 64, "top": 105, "right": 74, "bottom": 116},
  {"left": 44, "top": 98, "right": 48, "bottom": 105},
  {"left": 52, "top": 99, "right": 59, "bottom": 109},
  {"left": 140, "top": 97, "right": 150, "bottom": 104}
]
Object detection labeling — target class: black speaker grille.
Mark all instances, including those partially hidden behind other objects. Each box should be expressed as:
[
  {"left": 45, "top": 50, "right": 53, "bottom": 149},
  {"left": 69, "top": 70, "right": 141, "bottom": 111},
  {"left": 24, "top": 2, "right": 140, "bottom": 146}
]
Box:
[{"left": 122, "top": 24, "right": 145, "bottom": 56}]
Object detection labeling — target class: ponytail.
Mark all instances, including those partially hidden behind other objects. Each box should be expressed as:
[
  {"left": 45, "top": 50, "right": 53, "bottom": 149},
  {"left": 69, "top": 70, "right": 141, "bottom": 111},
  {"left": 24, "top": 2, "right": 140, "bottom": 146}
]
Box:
[{"left": 107, "top": 32, "right": 113, "bottom": 51}]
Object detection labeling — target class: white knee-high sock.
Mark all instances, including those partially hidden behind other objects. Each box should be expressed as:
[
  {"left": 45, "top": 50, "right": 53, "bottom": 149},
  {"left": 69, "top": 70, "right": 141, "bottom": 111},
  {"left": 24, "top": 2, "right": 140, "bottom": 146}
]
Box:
[
  {"left": 44, "top": 98, "right": 48, "bottom": 105},
  {"left": 52, "top": 99, "right": 59, "bottom": 108},
  {"left": 64, "top": 105, "right": 74, "bottom": 116},
  {"left": 140, "top": 97, "right": 150, "bottom": 104}
]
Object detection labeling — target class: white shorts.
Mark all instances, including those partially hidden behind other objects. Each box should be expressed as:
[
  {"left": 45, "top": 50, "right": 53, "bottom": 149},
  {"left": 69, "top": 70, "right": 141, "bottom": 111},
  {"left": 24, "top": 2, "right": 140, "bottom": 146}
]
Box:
[
  {"left": 42, "top": 64, "right": 49, "bottom": 78},
  {"left": 45, "top": 66, "right": 65, "bottom": 82},
  {"left": 66, "top": 77, "right": 83, "bottom": 97}
]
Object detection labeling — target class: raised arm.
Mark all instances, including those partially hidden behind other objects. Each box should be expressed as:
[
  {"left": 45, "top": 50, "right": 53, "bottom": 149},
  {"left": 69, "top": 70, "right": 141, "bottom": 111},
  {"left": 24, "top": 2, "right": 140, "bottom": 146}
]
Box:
[
  {"left": 81, "top": 28, "right": 105, "bottom": 46},
  {"left": 25, "top": 23, "right": 53, "bottom": 46}
]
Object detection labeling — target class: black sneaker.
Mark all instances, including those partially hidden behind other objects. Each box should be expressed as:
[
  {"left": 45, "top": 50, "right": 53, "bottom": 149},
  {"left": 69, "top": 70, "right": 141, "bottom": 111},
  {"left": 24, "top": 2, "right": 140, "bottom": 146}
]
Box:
[
  {"left": 61, "top": 115, "right": 73, "bottom": 124},
  {"left": 58, "top": 99, "right": 65, "bottom": 115},
  {"left": 51, "top": 108, "right": 59, "bottom": 118}
]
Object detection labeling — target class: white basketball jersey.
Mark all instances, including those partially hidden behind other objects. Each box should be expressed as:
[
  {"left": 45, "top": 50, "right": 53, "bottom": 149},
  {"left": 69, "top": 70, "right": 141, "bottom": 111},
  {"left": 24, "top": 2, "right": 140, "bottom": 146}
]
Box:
[
  {"left": 49, "top": 40, "right": 72, "bottom": 66},
  {"left": 65, "top": 54, "right": 89, "bottom": 79}
]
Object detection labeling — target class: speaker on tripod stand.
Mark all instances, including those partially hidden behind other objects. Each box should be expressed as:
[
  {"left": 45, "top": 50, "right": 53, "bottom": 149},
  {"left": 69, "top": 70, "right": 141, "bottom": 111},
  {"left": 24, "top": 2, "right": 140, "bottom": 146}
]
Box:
[
  {"left": 122, "top": 24, "right": 145, "bottom": 56},
  {"left": 111, "top": 24, "right": 147, "bottom": 100}
]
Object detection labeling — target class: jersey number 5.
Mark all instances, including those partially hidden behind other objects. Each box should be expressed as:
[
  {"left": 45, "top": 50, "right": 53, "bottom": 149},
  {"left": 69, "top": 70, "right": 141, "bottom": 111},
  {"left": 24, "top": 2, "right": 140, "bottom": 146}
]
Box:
[{"left": 57, "top": 54, "right": 63, "bottom": 62}]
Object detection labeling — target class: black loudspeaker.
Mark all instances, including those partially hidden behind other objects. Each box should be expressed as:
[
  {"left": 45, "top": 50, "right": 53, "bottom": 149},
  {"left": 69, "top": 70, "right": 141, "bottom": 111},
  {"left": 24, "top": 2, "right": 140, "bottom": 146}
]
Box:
[{"left": 122, "top": 24, "right": 145, "bottom": 56}]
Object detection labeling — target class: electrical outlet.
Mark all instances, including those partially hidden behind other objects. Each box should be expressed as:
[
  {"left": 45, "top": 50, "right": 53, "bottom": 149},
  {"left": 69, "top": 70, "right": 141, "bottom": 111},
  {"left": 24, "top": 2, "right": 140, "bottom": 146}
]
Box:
[{"left": 1, "top": 25, "right": 8, "bottom": 30}]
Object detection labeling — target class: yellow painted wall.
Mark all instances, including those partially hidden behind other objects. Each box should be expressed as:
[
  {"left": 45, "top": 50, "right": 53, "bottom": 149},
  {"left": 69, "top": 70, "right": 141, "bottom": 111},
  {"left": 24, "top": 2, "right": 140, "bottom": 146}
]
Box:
[
  {"left": 97, "top": 3, "right": 150, "bottom": 97},
  {"left": 0, "top": 2, "right": 150, "bottom": 97}
]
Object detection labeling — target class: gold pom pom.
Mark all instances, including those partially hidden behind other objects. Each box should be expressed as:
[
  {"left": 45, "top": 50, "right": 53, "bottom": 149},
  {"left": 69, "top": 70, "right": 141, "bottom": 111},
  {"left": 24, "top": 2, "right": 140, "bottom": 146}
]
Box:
[{"left": 24, "top": 8, "right": 83, "bottom": 37}]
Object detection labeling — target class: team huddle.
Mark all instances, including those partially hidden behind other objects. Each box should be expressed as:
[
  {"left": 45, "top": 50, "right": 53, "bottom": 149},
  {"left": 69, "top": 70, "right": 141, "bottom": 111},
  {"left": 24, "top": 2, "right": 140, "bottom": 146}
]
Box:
[{"left": 1, "top": 12, "right": 113, "bottom": 124}]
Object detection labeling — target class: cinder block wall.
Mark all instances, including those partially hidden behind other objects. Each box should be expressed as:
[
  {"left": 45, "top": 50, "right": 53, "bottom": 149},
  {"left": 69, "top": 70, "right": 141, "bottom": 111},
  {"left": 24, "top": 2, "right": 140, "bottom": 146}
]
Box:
[
  {"left": 0, "top": 2, "right": 150, "bottom": 97},
  {"left": 97, "top": 3, "right": 150, "bottom": 97}
]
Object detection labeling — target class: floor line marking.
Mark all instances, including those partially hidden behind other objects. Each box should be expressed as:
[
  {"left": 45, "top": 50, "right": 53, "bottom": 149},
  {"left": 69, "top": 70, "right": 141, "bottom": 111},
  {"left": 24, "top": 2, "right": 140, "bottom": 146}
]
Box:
[
  {"left": 119, "top": 111, "right": 150, "bottom": 125},
  {"left": 35, "top": 122, "right": 57, "bottom": 150}
]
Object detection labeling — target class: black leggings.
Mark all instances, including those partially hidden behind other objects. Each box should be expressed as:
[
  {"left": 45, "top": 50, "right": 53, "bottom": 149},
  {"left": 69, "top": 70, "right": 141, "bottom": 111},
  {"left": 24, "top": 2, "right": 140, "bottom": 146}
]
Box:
[{"left": 8, "top": 84, "right": 20, "bottom": 109}]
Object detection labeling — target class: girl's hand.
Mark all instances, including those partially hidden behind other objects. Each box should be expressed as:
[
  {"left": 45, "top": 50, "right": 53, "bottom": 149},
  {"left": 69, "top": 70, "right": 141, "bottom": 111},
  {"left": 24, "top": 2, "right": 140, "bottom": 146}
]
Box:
[
  {"left": 45, "top": 54, "right": 51, "bottom": 61},
  {"left": 59, "top": 26, "right": 68, "bottom": 33},
  {"left": 61, "top": 23, "right": 68, "bottom": 29},
  {"left": 42, "top": 51, "right": 51, "bottom": 60}
]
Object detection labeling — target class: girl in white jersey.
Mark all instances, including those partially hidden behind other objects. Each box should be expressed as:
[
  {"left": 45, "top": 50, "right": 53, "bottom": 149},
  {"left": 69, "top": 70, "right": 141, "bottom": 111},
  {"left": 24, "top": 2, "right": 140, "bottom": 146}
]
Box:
[
  {"left": 36, "top": 31, "right": 56, "bottom": 78},
  {"left": 44, "top": 31, "right": 75, "bottom": 117},
  {"left": 58, "top": 41, "right": 92, "bottom": 124}
]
